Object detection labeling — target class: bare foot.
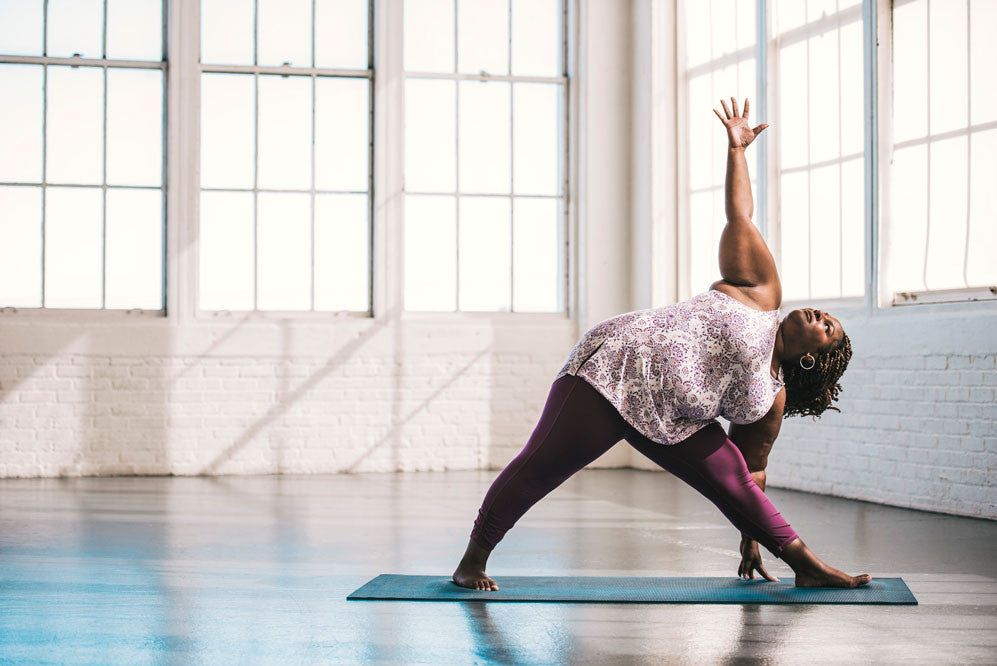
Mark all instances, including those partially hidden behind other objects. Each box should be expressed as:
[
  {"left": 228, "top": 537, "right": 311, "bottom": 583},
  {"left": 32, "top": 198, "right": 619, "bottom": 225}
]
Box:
[
  {"left": 794, "top": 565, "right": 872, "bottom": 589},
  {"left": 452, "top": 537, "right": 499, "bottom": 591},
  {"left": 779, "top": 537, "right": 872, "bottom": 588},
  {"left": 452, "top": 563, "right": 499, "bottom": 591}
]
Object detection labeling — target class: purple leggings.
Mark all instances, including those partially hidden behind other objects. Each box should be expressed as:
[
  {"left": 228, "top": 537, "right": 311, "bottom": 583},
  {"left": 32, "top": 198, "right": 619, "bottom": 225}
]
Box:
[{"left": 470, "top": 373, "right": 799, "bottom": 558}]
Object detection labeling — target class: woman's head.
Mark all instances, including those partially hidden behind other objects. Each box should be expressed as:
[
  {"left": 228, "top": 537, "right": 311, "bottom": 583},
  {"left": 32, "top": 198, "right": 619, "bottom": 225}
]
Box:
[{"left": 779, "top": 308, "right": 852, "bottom": 419}]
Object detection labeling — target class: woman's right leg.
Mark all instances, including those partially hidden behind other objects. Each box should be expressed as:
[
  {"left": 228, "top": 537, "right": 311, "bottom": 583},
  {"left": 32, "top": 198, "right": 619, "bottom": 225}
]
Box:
[{"left": 454, "top": 374, "right": 628, "bottom": 590}]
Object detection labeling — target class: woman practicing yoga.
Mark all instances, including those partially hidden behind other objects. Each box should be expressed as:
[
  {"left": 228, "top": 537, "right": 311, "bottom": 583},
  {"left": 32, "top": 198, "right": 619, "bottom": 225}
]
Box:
[{"left": 453, "top": 97, "right": 872, "bottom": 591}]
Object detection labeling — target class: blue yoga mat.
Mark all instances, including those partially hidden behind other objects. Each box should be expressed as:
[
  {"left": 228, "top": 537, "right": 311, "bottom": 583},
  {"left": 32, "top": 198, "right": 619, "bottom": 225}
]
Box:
[{"left": 347, "top": 575, "right": 917, "bottom": 604}]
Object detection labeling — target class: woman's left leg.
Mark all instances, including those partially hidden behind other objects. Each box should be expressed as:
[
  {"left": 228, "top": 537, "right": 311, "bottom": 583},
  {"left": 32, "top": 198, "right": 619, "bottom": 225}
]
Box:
[{"left": 623, "top": 421, "right": 799, "bottom": 558}]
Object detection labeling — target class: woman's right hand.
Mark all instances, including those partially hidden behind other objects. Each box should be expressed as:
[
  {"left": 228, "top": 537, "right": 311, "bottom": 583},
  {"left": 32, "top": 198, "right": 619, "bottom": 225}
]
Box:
[
  {"left": 713, "top": 97, "right": 769, "bottom": 150},
  {"left": 738, "top": 536, "right": 779, "bottom": 582}
]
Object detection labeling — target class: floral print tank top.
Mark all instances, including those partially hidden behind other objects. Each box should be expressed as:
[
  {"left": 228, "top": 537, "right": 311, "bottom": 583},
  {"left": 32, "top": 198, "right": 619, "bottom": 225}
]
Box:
[{"left": 554, "top": 289, "right": 786, "bottom": 445}]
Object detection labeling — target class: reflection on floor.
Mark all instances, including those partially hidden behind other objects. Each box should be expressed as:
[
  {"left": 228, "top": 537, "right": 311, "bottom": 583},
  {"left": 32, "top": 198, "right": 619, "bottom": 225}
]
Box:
[{"left": 0, "top": 470, "right": 994, "bottom": 664}]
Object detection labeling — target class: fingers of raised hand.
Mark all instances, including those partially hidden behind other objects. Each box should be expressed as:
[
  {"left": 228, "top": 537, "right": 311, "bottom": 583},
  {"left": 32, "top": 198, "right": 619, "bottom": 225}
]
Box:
[
  {"left": 720, "top": 98, "right": 732, "bottom": 119},
  {"left": 731, "top": 97, "right": 739, "bottom": 117},
  {"left": 713, "top": 107, "right": 726, "bottom": 124},
  {"left": 743, "top": 97, "right": 750, "bottom": 120},
  {"left": 752, "top": 123, "right": 769, "bottom": 137}
]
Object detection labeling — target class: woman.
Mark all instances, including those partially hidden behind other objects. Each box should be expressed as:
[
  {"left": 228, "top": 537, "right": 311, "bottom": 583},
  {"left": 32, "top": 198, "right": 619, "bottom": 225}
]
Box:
[{"left": 453, "top": 97, "right": 871, "bottom": 591}]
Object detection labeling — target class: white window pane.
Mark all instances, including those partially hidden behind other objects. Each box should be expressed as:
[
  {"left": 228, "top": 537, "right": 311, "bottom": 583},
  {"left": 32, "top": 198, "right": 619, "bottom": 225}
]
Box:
[
  {"left": 47, "top": 0, "right": 102, "bottom": 58},
  {"left": 513, "top": 197, "right": 560, "bottom": 311},
  {"left": 970, "top": 0, "right": 997, "bottom": 125},
  {"left": 683, "top": 0, "right": 711, "bottom": 68},
  {"left": 735, "top": 0, "right": 755, "bottom": 51},
  {"left": 513, "top": 83, "right": 560, "bottom": 196},
  {"left": 459, "top": 80, "right": 511, "bottom": 194},
  {"left": 458, "top": 196, "right": 511, "bottom": 311},
  {"left": 925, "top": 136, "right": 969, "bottom": 290},
  {"left": 711, "top": 0, "right": 736, "bottom": 61},
  {"left": 106, "top": 0, "right": 162, "bottom": 61},
  {"left": 45, "top": 187, "right": 102, "bottom": 308},
  {"left": 458, "top": 0, "right": 509, "bottom": 75},
  {"left": 315, "top": 0, "right": 368, "bottom": 70},
  {"left": 839, "top": 20, "right": 864, "bottom": 156},
  {"left": 775, "top": 0, "right": 805, "bottom": 35},
  {"left": 808, "top": 164, "right": 841, "bottom": 299},
  {"left": 46, "top": 66, "right": 103, "bottom": 185},
  {"left": 737, "top": 57, "right": 756, "bottom": 118},
  {"left": 0, "top": 186, "right": 42, "bottom": 308},
  {"left": 405, "top": 79, "right": 456, "bottom": 192},
  {"left": 404, "top": 0, "right": 454, "bottom": 72},
  {"left": 200, "top": 73, "right": 255, "bottom": 189},
  {"left": 0, "top": 0, "right": 43, "bottom": 56},
  {"left": 315, "top": 194, "right": 368, "bottom": 311},
  {"left": 807, "top": 0, "right": 835, "bottom": 22},
  {"left": 688, "top": 75, "right": 714, "bottom": 190},
  {"left": 891, "top": 0, "right": 928, "bottom": 142},
  {"left": 778, "top": 41, "right": 808, "bottom": 169},
  {"left": 404, "top": 195, "right": 456, "bottom": 310},
  {"left": 107, "top": 69, "right": 163, "bottom": 187},
  {"left": 257, "top": 192, "right": 310, "bottom": 310},
  {"left": 201, "top": 0, "right": 254, "bottom": 65},
  {"left": 888, "top": 145, "right": 928, "bottom": 292},
  {"left": 808, "top": 31, "right": 840, "bottom": 164},
  {"left": 779, "top": 171, "right": 809, "bottom": 301},
  {"left": 928, "top": 0, "right": 968, "bottom": 135},
  {"left": 0, "top": 65, "right": 43, "bottom": 183},
  {"left": 711, "top": 65, "right": 742, "bottom": 168},
  {"left": 258, "top": 0, "right": 311, "bottom": 67},
  {"left": 199, "top": 191, "right": 254, "bottom": 310},
  {"left": 689, "top": 192, "right": 715, "bottom": 294},
  {"left": 258, "top": 75, "right": 312, "bottom": 190},
  {"left": 511, "top": 0, "right": 559, "bottom": 77},
  {"left": 105, "top": 188, "right": 162, "bottom": 310},
  {"left": 967, "top": 128, "right": 997, "bottom": 286},
  {"left": 315, "top": 78, "right": 369, "bottom": 192},
  {"left": 840, "top": 157, "right": 864, "bottom": 297}
]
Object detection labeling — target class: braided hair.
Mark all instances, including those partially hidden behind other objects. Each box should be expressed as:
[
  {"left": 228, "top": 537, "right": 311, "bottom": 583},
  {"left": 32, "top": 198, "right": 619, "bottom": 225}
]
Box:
[{"left": 781, "top": 332, "right": 852, "bottom": 420}]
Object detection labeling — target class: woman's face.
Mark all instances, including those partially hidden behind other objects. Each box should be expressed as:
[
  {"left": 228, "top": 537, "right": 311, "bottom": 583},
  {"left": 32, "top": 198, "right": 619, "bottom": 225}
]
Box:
[{"left": 787, "top": 308, "right": 844, "bottom": 352}]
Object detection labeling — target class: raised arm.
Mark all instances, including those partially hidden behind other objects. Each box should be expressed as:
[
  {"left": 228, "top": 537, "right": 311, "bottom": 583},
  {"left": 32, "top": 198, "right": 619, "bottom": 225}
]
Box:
[{"left": 712, "top": 98, "right": 780, "bottom": 303}]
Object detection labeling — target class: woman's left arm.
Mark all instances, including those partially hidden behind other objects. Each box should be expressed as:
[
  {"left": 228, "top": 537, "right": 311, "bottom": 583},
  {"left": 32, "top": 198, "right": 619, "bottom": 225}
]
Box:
[{"left": 713, "top": 98, "right": 780, "bottom": 296}]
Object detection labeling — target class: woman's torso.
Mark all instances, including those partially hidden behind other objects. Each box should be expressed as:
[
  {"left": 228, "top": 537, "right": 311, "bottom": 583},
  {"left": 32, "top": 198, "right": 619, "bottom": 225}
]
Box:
[{"left": 555, "top": 289, "right": 785, "bottom": 445}]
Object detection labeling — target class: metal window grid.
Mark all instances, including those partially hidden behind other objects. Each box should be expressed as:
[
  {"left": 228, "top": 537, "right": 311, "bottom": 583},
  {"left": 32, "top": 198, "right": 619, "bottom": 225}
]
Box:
[
  {"left": 401, "top": 0, "right": 570, "bottom": 314},
  {"left": 196, "top": 0, "right": 376, "bottom": 315},
  {"left": 0, "top": 0, "right": 169, "bottom": 314}
]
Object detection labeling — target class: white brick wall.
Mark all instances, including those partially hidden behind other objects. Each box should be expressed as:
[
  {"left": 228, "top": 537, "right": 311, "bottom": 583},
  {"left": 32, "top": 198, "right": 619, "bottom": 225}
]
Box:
[
  {"left": 0, "top": 349, "right": 571, "bottom": 478},
  {"left": 767, "top": 350, "right": 996, "bottom": 521}
]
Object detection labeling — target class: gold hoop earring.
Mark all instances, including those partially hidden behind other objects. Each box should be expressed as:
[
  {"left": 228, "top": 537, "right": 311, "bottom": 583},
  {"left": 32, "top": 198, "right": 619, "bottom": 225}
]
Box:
[{"left": 799, "top": 353, "right": 815, "bottom": 370}]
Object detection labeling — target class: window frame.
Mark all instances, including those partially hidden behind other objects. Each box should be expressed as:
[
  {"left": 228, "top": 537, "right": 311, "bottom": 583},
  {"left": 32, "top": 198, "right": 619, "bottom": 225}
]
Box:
[
  {"left": 400, "top": 0, "right": 572, "bottom": 316},
  {"left": 193, "top": 0, "right": 376, "bottom": 320},
  {"left": 0, "top": 0, "right": 169, "bottom": 317}
]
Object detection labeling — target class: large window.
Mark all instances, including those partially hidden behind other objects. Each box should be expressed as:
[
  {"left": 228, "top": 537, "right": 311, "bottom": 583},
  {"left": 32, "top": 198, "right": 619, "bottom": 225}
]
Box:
[
  {"left": 888, "top": 0, "right": 997, "bottom": 302},
  {"left": 681, "top": 0, "right": 865, "bottom": 303},
  {"left": 0, "top": 0, "right": 165, "bottom": 311},
  {"left": 402, "top": 0, "right": 567, "bottom": 313},
  {"left": 198, "top": 0, "right": 372, "bottom": 313},
  {"left": 681, "top": 0, "right": 997, "bottom": 308}
]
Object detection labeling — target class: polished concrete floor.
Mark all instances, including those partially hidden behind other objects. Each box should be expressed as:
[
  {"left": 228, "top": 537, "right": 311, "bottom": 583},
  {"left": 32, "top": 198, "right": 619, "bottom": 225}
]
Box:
[{"left": 0, "top": 470, "right": 995, "bottom": 665}]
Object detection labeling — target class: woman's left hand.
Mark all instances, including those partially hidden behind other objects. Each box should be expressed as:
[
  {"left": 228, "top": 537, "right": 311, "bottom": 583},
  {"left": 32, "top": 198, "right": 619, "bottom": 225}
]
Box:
[
  {"left": 738, "top": 536, "right": 780, "bottom": 582},
  {"left": 713, "top": 97, "right": 769, "bottom": 150}
]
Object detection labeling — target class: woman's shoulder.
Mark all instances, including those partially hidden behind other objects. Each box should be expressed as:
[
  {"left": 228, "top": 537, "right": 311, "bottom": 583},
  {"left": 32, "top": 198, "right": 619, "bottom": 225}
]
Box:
[{"left": 708, "top": 280, "right": 781, "bottom": 313}]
